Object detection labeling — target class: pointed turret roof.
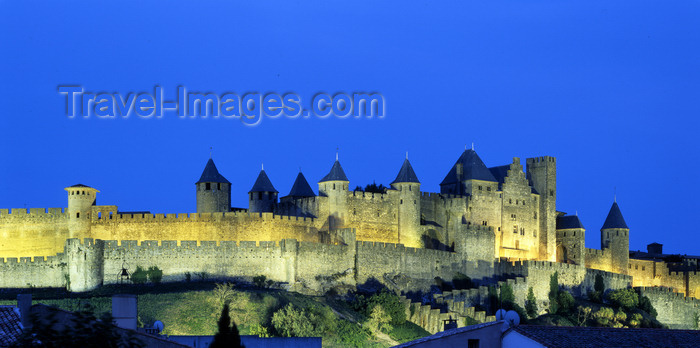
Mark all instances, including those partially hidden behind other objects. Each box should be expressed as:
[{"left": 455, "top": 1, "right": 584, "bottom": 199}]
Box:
[
  {"left": 392, "top": 159, "right": 420, "bottom": 184},
  {"left": 288, "top": 172, "right": 316, "bottom": 197},
  {"left": 319, "top": 160, "right": 349, "bottom": 182},
  {"left": 602, "top": 202, "right": 628, "bottom": 229},
  {"left": 557, "top": 215, "right": 585, "bottom": 230},
  {"left": 196, "top": 159, "right": 230, "bottom": 184},
  {"left": 249, "top": 170, "right": 278, "bottom": 193},
  {"left": 441, "top": 149, "right": 497, "bottom": 185}
]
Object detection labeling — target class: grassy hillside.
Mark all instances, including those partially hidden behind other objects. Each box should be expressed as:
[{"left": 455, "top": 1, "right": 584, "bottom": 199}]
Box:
[{"left": 0, "top": 282, "right": 429, "bottom": 347}]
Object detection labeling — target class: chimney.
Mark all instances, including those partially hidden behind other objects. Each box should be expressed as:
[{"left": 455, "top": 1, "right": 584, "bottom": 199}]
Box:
[
  {"left": 647, "top": 243, "right": 663, "bottom": 255},
  {"left": 17, "top": 294, "right": 32, "bottom": 329},
  {"left": 112, "top": 294, "right": 137, "bottom": 330}
]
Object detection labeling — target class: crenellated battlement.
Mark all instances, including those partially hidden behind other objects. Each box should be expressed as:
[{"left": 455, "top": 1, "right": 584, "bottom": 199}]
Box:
[
  {"left": 350, "top": 191, "right": 391, "bottom": 200},
  {"left": 526, "top": 156, "right": 556, "bottom": 164},
  {"left": 92, "top": 211, "right": 316, "bottom": 223},
  {"left": 0, "top": 207, "right": 67, "bottom": 221}
]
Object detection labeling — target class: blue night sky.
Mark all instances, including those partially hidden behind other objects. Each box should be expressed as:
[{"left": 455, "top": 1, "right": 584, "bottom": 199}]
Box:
[{"left": 0, "top": 1, "right": 698, "bottom": 255}]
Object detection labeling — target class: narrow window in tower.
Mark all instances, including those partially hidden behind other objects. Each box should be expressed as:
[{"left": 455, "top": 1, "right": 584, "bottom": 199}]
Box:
[
  {"left": 333, "top": 183, "right": 336, "bottom": 190},
  {"left": 258, "top": 192, "right": 262, "bottom": 200},
  {"left": 400, "top": 199, "right": 403, "bottom": 204},
  {"left": 76, "top": 213, "right": 80, "bottom": 218},
  {"left": 478, "top": 186, "right": 482, "bottom": 190},
  {"left": 573, "top": 232, "right": 576, "bottom": 236},
  {"left": 509, "top": 199, "right": 512, "bottom": 204},
  {"left": 409, "top": 186, "right": 411, "bottom": 191},
  {"left": 513, "top": 225, "right": 517, "bottom": 234},
  {"left": 534, "top": 212, "right": 537, "bottom": 219},
  {"left": 217, "top": 183, "right": 221, "bottom": 190},
  {"left": 414, "top": 200, "right": 416, "bottom": 204},
  {"left": 482, "top": 221, "right": 487, "bottom": 226},
  {"left": 206, "top": 183, "right": 211, "bottom": 190},
  {"left": 550, "top": 190, "right": 554, "bottom": 197},
  {"left": 564, "top": 232, "right": 567, "bottom": 237},
  {"left": 635, "top": 265, "right": 638, "bottom": 270},
  {"left": 642, "top": 266, "right": 646, "bottom": 271}
]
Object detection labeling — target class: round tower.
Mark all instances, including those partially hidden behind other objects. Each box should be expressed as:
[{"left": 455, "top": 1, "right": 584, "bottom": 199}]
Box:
[
  {"left": 600, "top": 201, "right": 629, "bottom": 274},
  {"left": 196, "top": 158, "right": 231, "bottom": 213},
  {"left": 391, "top": 157, "right": 422, "bottom": 248},
  {"left": 64, "top": 184, "right": 99, "bottom": 239},
  {"left": 249, "top": 166, "right": 278, "bottom": 213},
  {"left": 318, "top": 157, "right": 349, "bottom": 229},
  {"left": 65, "top": 238, "right": 104, "bottom": 292}
]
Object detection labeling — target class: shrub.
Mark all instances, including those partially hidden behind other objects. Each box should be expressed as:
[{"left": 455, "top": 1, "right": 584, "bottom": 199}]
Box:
[
  {"left": 131, "top": 266, "right": 148, "bottom": 284},
  {"left": 147, "top": 266, "right": 163, "bottom": 284},
  {"left": 629, "top": 313, "right": 643, "bottom": 328},
  {"left": 253, "top": 275, "right": 267, "bottom": 288},
  {"left": 367, "top": 305, "right": 393, "bottom": 334},
  {"left": 249, "top": 323, "right": 271, "bottom": 337},
  {"left": 557, "top": 291, "right": 576, "bottom": 314},
  {"left": 525, "top": 287, "right": 538, "bottom": 319},
  {"left": 389, "top": 322, "right": 431, "bottom": 343},
  {"left": 588, "top": 290, "right": 602, "bottom": 303},
  {"left": 593, "top": 307, "right": 614, "bottom": 326},
  {"left": 607, "top": 288, "right": 639, "bottom": 310},
  {"left": 354, "top": 290, "right": 407, "bottom": 326},
  {"left": 271, "top": 304, "right": 318, "bottom": 337}
]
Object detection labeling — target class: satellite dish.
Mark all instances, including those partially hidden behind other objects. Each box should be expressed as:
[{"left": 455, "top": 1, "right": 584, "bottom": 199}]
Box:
[
  {"left": 504, "top": 310, "right": 520, "bottom": 326},
  {"left": 495, "top": 309, "right": 507, "bottom": 321},
  {"left": 153, "top": 320, "right": 164, "bottom": 333}
]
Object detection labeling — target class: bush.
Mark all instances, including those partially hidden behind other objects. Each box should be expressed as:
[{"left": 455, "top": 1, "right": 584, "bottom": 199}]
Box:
[
  {"left": 525, "top": 287, "right": 538, "bottom": 319},
  {"left": 607, "top": 288, "right": 639, "bottom": 310},
  {"left": 354, "top": 290, "right": 407, "bottom": 326},
  {"left": 131, "top": 266, "right": 148, "bottom": 284},
  {"left": 249, "top": 323, "right": 271, "bottom": 337},
  {"left": 588, "top": 290, "right": 602, "bottom": 303},
  {"left": 593, "top": 307, "right": 614, "bottom": 326},
  {"left": 147, "top": 266, "right": 163, "bottom": 284},
  {"left": 367, "top": 305, "right": 393, "bottom": 334},
  {"left": 557, "top": 291, "right": 576, "bottom": 314},
  {"left": 271, "top": 304, "right": 319, "bottom": 337},
  {"left": 253, "top": 275, "right": 267, "bottom": 288}
]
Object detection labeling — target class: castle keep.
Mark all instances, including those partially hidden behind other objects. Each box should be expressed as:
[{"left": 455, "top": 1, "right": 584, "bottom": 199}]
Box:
[{"left": 1, "top": 148, "right": 700, "bottom": 328}]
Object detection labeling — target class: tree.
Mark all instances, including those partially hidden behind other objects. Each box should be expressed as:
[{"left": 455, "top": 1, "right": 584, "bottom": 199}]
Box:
[
  {"left": 593, "top": 307, "right": 614, "bottom": 326},
  {"left": 576, "top": 306, "right": 592, "bottom": 326},
  {"left": 557, "top": 291, "right": 576, "bottom": 314},
  {"left": 525, "top": 287, "right": 538, "bottom": 319},
  {"left": 607, "top": 288, "right": 639, "bottom": 310},
  {"left": 253, "top": 275, "right": 267, "bottom": 288},
  {"left": 594, "top": 274, "right": 605, "bottom": 293},
  {"left": 271, "top": 304, "right": 318, "bottom": 337},
  {"left": 211, "top": 303, "right": 244, "bottom": 348},
  {"left": 147, "top": 266, "right": 162, "bottom": 284},
  {"left": 131, "top": 266, "right": 148, "bottom": 284},
  {"left": 500, "top": 284, "right": 515, "bottom": 305},
  {"left": 548, "top": 272, "right": 559, "bottom": 314},
  {"left": 367, "top": 305, "right": 393, "bottom": 334}
]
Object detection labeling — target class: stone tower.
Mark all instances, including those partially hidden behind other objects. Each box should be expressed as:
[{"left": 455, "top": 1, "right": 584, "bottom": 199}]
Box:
[
  {"left": 65, "top": 238, "right": 104, "bottom": 292},
  {"left": 555, "top": 214, "right": 585, "bottom": 265},
  {"left": 391, "top": 157, "right": 421, "bottom": 248},
  {"left": 601, "top": 201, "right": 629, "bottom": 274},
  {"left": 64, "top": 184, "right": 98, "bottom": 239},
  {"left": 318, "top": 157, "right": 349, "bottom": 229},
  {"left": 440, "top": 149, "right": 500, "bottom": 253},
  {"left": 249, "top": 168, "right": 278, "bottom": 213},
  {"left": 196, "top": 158, "right": 231, "bottom": 213},
  {"left": 526, "top": 156, "right": 557, "bottom": 262}
]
